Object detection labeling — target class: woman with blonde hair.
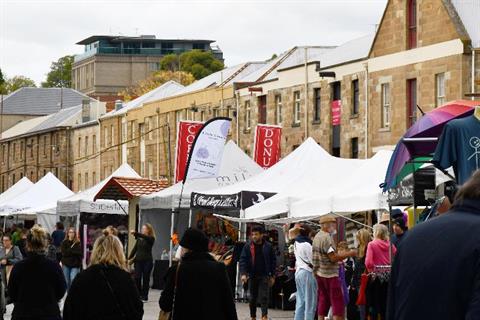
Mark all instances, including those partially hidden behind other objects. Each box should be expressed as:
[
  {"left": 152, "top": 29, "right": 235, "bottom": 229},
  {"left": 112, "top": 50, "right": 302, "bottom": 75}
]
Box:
[
  {"left": 61, "top": 227, "right": 82, "bottom": 290},
  {"left": 365, "top": 224, "right": 396, "bottom": 320},
  {"left": 128, "top": 223, "right": 155, "bottom": 301},
  {"left": 63, "top": 230, "right": 143, "bottom": 320},
  {"left": 8, "top": 225, "right": 66, "bottom": 320}
]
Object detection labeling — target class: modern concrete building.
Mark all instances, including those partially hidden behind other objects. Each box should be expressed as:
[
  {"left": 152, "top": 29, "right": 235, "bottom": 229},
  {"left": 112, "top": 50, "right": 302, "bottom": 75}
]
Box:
[{"left": 72, "top": 35, "right": 223, "bottom": 99}]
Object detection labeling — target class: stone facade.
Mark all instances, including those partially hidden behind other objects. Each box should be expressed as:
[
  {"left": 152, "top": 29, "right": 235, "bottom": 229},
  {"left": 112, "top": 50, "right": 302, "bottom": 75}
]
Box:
[
  {"left": 0, "top": 114, "right": 38, "bottom": 136},
  {"left": 71, "top": 122, "right": 101, "bottom": 192},
  {"left": 0, "top": 129, "right": 72, "bottom": 192}
]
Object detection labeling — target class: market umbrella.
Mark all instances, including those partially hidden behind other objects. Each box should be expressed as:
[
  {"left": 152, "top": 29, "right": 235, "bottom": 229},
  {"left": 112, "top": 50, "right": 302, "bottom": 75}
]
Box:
[{"left": 383, "top": 100, "right": 479, "bottom": 191}]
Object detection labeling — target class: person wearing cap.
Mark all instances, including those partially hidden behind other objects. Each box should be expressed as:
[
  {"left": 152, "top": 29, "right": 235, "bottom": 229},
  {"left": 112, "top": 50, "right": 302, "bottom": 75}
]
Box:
[
  {"left": 391, "top": 217, "right": 408, "bottom": 248},
  {"left": 313, "top": 215, "right": 356, "bottom": 320},
  {"left": 239, "top": 225, "right": 276, "bottom": 320},
  {"left": 159, "top": 228, "right": 237, "bottom": 320}
]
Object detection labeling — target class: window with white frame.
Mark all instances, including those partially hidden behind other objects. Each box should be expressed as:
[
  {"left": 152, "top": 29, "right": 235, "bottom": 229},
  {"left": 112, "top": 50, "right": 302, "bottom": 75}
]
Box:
[
  {"left": 110, "top": 125, "right": 114, "bottom": 146},
  {"left": 200, "top": 110, "right": 205, "bottom": 122},
  {"left": 176, "top": 110, "right": 184, "bottom": 123},
  {"left": 436, "top": 73, "right": 446, "bottom": 107},
  {"left": 275, "top": 95, "right": 282, "bottom": 125},
  {"left": 293, "top": 91, "right": 301, "bottom": 124},
  {"left": 245, "top": 101, "right": 251, "bottom": 130},
  {"left": 381, "top": 83, "right": 391, "bottom": 128}
]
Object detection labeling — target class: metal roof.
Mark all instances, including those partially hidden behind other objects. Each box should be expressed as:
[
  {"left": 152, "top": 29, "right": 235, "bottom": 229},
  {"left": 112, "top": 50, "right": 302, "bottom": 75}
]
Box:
[
  {"left": 28, "top": 105, "right": 82, "bottom": 133},
  {"left": 317, "top": 34, "right": 374, "bottom": 69},
  {"left": 451, "top": 0, "right": 480, "bottom": 48},
  {"left": 0, "top": 116, "right": 50, "bottom": 140},
  {"left": 0, "top": 87, "right": 93, "bottom": 116},
  {"left": 101, "top": 80, "right": 185, "bottom": 119},
  {"left": 76, "top": 35, "right": 215, "bottom": 45}
]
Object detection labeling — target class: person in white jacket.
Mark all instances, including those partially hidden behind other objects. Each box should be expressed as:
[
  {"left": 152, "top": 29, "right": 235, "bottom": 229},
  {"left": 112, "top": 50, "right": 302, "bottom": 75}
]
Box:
[{"left": 293, "top": 224, "right": 317, "bottom": 320}]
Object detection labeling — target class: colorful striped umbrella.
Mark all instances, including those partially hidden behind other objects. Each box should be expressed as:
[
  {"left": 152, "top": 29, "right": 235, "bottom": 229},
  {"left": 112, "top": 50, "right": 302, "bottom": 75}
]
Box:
[{"left": 383, "top": 100, "right": 479, "bottom": 191}]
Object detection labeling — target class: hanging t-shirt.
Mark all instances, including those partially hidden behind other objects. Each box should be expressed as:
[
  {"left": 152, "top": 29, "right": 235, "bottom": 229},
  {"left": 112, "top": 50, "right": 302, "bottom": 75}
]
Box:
[{"left": 433, "top": 115, "right": 480, "bottom": 185}]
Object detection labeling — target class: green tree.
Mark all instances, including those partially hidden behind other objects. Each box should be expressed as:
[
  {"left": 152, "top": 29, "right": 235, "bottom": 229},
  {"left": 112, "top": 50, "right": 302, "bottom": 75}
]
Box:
[
  {"left": 2, "top": 75, "right": 36, "bottom": 93},
  {"left": 159, "top": 50, "right": 224, "bottom": 80},
  {"left": 160, "top": 54, "right": 180, "bottom": 72},
  {"left": 0, "top": 68, "right": 5, "bottom": 94},
  {"left": 41, "top": 55, "right": 74, "bottom": 88}
]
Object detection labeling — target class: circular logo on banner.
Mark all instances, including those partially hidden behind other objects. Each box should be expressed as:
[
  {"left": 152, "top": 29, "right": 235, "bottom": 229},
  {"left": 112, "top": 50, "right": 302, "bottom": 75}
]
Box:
[
  {"left": 220, "top": 121, "right": 230, "bottom": 137},
  {"left": 196, "top": 147, "right": 209, "bottom": 159}
]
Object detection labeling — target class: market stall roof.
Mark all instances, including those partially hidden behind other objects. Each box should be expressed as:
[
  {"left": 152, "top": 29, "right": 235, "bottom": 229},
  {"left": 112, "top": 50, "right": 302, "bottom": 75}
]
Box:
[
  {"left": 139, "top": 140, "right": 263, "bottom": 210},
  {"left": 57, "top": 163, "right": 141, "bottom": 215},
  {"left": 244, "top": 153, "right": 365, "bottom": 220},
  {"left": 94, "top": 177, "right": 169, "bottom": 201},
  {"left": 192, "top": 138, "right": 334, "bottom": 210},
  {"left": 290, "top": 150, "right": 393, "bottom": 219},
  {"left": 0, "top": 177, "right": 33, "bottom": 206},
  {"left": 2, "top": 173, "right": 73, "bottom": 216}
]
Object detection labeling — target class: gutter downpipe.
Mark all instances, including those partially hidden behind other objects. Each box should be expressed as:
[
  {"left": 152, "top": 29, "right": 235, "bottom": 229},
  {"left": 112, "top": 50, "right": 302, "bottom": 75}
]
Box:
[{"left": 364, "top": 62, "right": 369, "bottom": 159}]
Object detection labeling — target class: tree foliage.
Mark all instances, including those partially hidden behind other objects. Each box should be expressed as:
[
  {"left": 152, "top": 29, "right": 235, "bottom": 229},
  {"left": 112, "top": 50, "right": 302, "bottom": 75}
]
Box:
[
  {"left": 119, "top": 70, "right": 195, "bottom": 102},
  {"left": 0, "top": 68, "right": 5, "bottom": 87},
  {"left": 159, "top": 50, "right": 224, "bottom": 80},
  {"left": 42, "top": 55, "right": 74, "bottom": 88},
  {"left": 0, "top": 75, "right": 36, "bottom": 94}
]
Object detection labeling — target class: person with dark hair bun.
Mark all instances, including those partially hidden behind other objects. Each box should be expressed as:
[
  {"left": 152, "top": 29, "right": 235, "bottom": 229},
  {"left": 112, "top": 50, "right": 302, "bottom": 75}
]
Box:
[
  {"left": 239, "top": 225, "right": 276, "bottom": 320},
  {"left": 8, "top": 225, "right": 66, "bottom": 320}
]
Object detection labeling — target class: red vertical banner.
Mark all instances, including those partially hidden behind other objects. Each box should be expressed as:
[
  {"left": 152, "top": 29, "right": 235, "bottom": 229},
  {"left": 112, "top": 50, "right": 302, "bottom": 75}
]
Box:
[
  {"left": 174, "top": 121, "right": 203, "bottom": 183},
  {"left": 254, "top": 125, "right": 282, "bottom": 169},
  {"left": 331, "top": 100, "right": 342, "bottom": 125}
]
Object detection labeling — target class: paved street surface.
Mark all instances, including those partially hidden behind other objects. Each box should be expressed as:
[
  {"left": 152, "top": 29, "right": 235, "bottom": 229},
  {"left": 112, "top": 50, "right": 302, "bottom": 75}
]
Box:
[{"left": 4, "top": 289, "right": 294, "bottom": 320}]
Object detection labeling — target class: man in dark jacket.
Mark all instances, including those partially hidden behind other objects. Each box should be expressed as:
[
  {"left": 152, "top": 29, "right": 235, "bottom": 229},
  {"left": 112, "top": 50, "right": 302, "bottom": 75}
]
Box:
[
  {"left": 388, "top": 170, "right": 480, "bottom": 320},
  {"left": 159, "top": 228, "right": 237, "bottom": 320},
  {"left": 240, "top": 225, "right": 276, "bottom": 320}
]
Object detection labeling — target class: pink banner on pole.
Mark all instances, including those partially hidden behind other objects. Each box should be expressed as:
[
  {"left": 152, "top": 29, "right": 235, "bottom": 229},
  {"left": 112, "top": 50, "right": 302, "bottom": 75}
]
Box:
[
  {"left": 254, "top": 124, "right": 282, "bottom": 169},
  {"left": 331, "top": 100, "right": 342, "bottom": 126}
]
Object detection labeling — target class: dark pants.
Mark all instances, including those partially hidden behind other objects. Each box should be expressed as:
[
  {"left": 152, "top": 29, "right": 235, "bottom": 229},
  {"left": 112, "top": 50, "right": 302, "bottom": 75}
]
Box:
[
  {"left": 249, "top": 276, "right": 269, "bottom": 318},
  {"left": 134, "top": 260, "right": 153, "bottom": 299}
]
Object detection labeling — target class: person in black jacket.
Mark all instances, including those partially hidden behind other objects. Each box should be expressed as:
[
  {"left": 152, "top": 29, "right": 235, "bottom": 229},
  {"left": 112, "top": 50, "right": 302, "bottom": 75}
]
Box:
[
  {"left": 8, "top": 225, "right": 67, "bottom": 320},
  {"left": 239, "top": 225, "right": 276, "bottom": 320},
  {"left": 159, "top": 228, "right": 237, "bottom": 320},
  {"left": 61, "top": 227, "right": 82, "bottom": 290},
  {"left": 63, "top": 229, "right": 143, "bottom": 320},
  {"left": 128, "top": 223, "right": 155, "bottom": 301},
  {"left": 388, "top": 170, "right": 480, "bottom": 320}
]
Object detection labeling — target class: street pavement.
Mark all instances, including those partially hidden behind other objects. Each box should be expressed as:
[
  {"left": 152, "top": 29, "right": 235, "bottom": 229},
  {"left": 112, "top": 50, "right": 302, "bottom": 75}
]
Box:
[{"left": 4, "top": 289, "right": 295, "bottom": 320}]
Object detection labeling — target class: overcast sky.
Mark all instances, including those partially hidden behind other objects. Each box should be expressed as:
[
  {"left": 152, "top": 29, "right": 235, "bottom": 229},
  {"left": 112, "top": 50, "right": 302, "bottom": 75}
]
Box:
[{"left": 1, "top": 0, "right": 387, "bottom": 85}]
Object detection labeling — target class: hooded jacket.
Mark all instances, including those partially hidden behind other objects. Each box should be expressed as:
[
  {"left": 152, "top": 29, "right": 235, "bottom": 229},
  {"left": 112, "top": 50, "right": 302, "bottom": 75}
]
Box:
[
  {"left": 365, "top": 238, "right": 396, "bottom": 272},
  {"left": 239, "top": 240, "right": 276, "bottom": 278}
]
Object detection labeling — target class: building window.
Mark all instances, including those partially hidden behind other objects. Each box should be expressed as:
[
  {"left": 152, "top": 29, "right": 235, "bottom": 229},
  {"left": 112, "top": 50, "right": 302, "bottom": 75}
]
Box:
[
  {"left": 244, "top": 101, "right": 251, "bottom": 130},
  {"left": 148, "top": 161, "right": 154, "bottom": 179},
  {"left": 104, "top": 127, "right": 108, "bottom": 147},
  {"left": 436, "top": 73, "right": 446, "bottom": 107},
  {"left": 313, "top": 88, "right": 321, "bottom": 122},
  {"left": 78, "top": 173, "right": 81, "bottom": 191},
  {"left": 200, "top": 110, "right": 205, "bottom": 122},
  {"left": 176, "top": 110, "right": 184, "bottom": 123},
  {"left": 352, "top": 80, "right": 359, "bottom": 115},
  {"left": 293, "top": 91, "right": 301, "bottom": 125},
  {"left": 381, "top": 83, "right": 391, "bottom": 128},
  {"left": 351, "top": 138, "right": 359, "bottom": 159},
  {"left": 2, "top": 145, "right": 6, "bottom": 163},
  {"left": 407, "top": 79, "right": 417, "bottom": 128},
  {"left": 92, "top": 135, "right": 96, "bottom": 153},
  {"left": 149, "top": 62, "right": 160, "bottom": 71},
  {"left": 12, "top": 174, "right": 15, "bottom": 185},
  {"left": 20, "top": 141, "right": 24, "bottom": 160},
  {"left": 85, "top": 136, "right": 89, "bottom": 156},
  {"left": 407, "top": 0, "right": 417, "bottom": 49},
  {"left": 12, "top": 143, "right": 16, "bottom": 161},
  {"left": 78, "top": 137, "right": 81, "bottom": 157},
  {"left": 131, "top": 121, "right": 136, "bottom": 141},
  {"left": 92, "top": 171, "right": 96, "bottom": 184},
  {"left": 110, "top": 125, "right": 114, "bottom": 146},
  {"left": 148, "top": 117, "right": 154, "bottom": 140},
  {"left": 275, "top": 95, "right": 283, "bottom": 125},
  {"left": 85, "top": 172, "right": 88, "bottom": 189},
  {"left": 213, "top": 108, "right": 219, "bottom": 118}
]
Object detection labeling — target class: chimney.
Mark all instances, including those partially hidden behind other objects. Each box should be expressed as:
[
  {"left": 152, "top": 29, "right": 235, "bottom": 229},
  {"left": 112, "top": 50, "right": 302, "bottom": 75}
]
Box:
[
  {"left": 82, "top": 99, "right": 91, "bottom": 123},
  {"left": 115, "top": 100, "right": 124, "bottom": 111}
]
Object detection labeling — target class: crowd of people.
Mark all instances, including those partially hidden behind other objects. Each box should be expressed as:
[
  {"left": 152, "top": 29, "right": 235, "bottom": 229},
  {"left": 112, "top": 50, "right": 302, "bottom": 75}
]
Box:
[{"left": 0, "top": 170, "right": 478, "bottom": 319}]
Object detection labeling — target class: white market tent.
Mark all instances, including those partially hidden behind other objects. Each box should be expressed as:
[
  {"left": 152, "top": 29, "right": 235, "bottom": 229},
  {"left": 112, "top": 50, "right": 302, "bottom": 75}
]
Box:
[
  {"left": 290, "top": 150, "right": 393, "bottom": 219},
  {"left": 139, "top": 140, "right": 262, "bottom": 260},
  {"left": 0, "top": 177, "right": 34, "bottom": 215},
  {"left": 3, "top": 173, "right": 74, "bottom": 232},
  {"left": 199, "top": 138, "right": 337, "bottom": 211},
  {"left": 57, "top": 163, "right": 140, "bottom": 216},
  {"left": 139, "top": 140, "right": 263, "bottom": 210},
  {"left": 243, "top": 149, "right": 365, "bottom": 220}
]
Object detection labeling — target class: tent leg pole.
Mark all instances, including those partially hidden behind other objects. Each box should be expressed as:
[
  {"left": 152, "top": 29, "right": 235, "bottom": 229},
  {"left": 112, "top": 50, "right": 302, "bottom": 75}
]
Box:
[
  {"left": 188, "top": 209, "right": 192, "bottom": 228},
  {"left": 169, "top": 208, "right": 174, "bottom": 267}
]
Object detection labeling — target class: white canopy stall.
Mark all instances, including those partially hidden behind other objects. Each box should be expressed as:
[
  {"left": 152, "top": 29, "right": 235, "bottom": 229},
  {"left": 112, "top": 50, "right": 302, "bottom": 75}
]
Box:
[
  {"left": 4, "top": 173, "right": 73, "bottom": 232},
  {"left": 139, "top": 140, "right": 262, "bottom": 260},
  {"left": 57, "top": 163, "right": 140, "bottom": 217},
  {"left": 290, "top": 150, "right": 393, "bottom": 219},
  {"left": 0, "top": 177, "right": 34, "bottom": 215}
]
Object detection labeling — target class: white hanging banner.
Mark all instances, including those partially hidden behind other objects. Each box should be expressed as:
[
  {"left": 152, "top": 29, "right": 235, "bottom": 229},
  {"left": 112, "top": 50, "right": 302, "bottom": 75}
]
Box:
[{"left": 184, "top": 117, "right": 232, "bottom": 181}]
